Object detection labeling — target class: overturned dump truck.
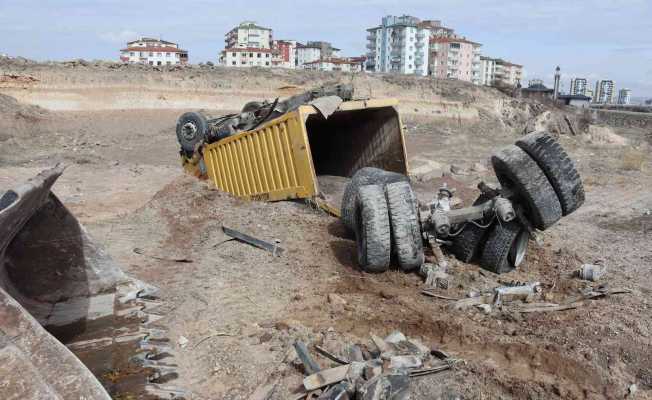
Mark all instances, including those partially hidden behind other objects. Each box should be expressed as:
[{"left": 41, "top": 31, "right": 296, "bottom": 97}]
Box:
[
  {"left": 177, "top": 84, "right": 408, "bottom": 213},
  {"left": 0, "top": 167, "right": 183, "bottom": 399},
  {"left": 176, "top": 85, "right": 584, "bottom": 274}
]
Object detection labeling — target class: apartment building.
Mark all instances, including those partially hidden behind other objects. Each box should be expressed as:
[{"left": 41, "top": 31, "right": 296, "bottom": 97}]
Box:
[
  {"left": 303, "top": 57, "right": 364, "bottom": 73},
  {"left": 479, "top": 57, "right": 496, "bottom": 86},
  {"left": 296, "top": 43, "right": 322, "bottom": 68},
  {"left": 225, "top": 21, "right": 272, "bottom": 49},
  {"left": 120, "top": 37, "right": 188, "bottom": 65},
  {"left": 365, "top": 15, "right": 431, "bottom": 76},
  {"left": 570, "top": 78, "right": 589, "bottom": 96},
  {"left": 272, "top": 40, "right": 296, "bottom": 69},
  {"left": 618, "top": 88, "right": 632, "bottom": 105},
  {"left": 306, "top": 41, "right": 341, "bottom": 58},
  {"left": 429, "top": 36, "right": 481, "bottom": 83},
  {"left": 479, "top": 57, "right": 522, "bottom": 87},
  {"left": 594, "top": 80, "right": 616, "bottom": 103},
  {"left": 220, "top": 47, "right": 274, "bottom": 68}
]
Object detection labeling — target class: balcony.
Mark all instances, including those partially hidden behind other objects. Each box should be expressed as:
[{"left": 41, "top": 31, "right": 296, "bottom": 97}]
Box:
[
  {"left": 366, "top": 42, "right": 376, "bottom": 50},
  {"left": 415, "top": 42, "right": 424, "bottom": 48},
  {"left": 366, "top": 34, "right": 376, "bottom": 41},
  {"left": 416, "top": 32, "right": 425, "bottom": 39}
]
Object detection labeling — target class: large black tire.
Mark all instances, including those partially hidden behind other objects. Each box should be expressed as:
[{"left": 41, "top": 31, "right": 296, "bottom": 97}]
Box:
[
  {"left": 385, "top": 181, "right": 424, "bottom": 271},
  {"left": 492, "top": 145, "right": 562, "bottom": 230},
  {"left": 176, "top": 112, "right": 208, "bottom": 153},
  {"left": 515, "top": 132, "right": 585, "bottom": 216},
  {"left": 447, "top": 193, "right": 494, "bottom": 263},
  {"left": 480, "top": 221, "right": 528, "bottom": 274},
  {"left": 341, "top": 168, "right": 409, "bottom": 233},
  {"left": 355, "top": 185, "right": 391, "bottom": 272}
]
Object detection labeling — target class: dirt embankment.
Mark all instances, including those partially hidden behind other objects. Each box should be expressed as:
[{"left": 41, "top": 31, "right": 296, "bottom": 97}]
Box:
[{"left": 0, "top": 57, "right": 534, "bottom": 125}]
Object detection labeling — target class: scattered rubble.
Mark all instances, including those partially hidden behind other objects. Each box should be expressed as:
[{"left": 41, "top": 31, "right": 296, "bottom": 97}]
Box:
[{"left": 292, "top": 331, "right": 459, "bottom": 399}]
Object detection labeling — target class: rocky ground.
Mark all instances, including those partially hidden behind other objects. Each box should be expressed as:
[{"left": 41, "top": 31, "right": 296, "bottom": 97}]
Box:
[{"left": 1, "top": 59, "right": 651, "bottom": 399}]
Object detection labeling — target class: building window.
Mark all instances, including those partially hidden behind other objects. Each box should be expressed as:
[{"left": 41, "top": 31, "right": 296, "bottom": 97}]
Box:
[
  {"left": 149, "top": 52, "right": 154, "bottom": 56},
  {"left": 232, "top": 52, "right": 236, "bottom": 56},
  {"left": 149, "top": 61, "right": 153, "bottom": 65},
  {"left": 130, "top": 52, "right": 134, "bottom": 56},
  {"left": 257, "top": 53, "right": 261, "bottom": 58},
  {"left": 167, "top": 61, "right": 172, "bottom": 65},
  {"left": 166, "top": 53, "right": 171, "bottom": 57},
  {"left": 157, "top": 53, "right": 162, "bottom": 56},
  {"left": 266, "top": 53, "right": 270, "bottom": 58},
  {"left": 249, "top": 53, "right": 253, "bottom": 57},
  {"left": 157, "top": 61, "right": 162, "bottom": 65},
  {"left": 266, "top": 61, "right": 269, "bottom": 66},
  {"left": 232, "top": 61, "right": 237, "bottom": 65}
]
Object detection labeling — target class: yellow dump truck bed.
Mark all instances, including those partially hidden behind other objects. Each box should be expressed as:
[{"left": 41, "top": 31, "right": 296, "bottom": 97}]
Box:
[{"left": 183, "top": 98, "right": 409, "bottom": 209}]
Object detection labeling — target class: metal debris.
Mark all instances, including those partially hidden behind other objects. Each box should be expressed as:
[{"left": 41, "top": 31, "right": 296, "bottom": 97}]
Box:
[
  {"left": 294, "top": 341, "right": 321, "bottom": 375},
  {"left": 493, "top": 282, "right": 541, "bottom": 305},
  {"left": 577, "top": 264, "right": 606, "bottom": 281},
  {"left": 133, "top": 247, "right": 193, "bottom": 263},
  {"left": 222, "top": 226, "right": 285, "bottom": 256}
]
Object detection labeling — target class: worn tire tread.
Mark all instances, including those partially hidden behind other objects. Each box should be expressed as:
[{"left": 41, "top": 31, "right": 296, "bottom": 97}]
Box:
[
  {"left": 481, "top": 221, "right": 523, "bottom": 274},
  {"left": 491, "top": 145, "right": 562, "bottom": 230},
  {"left": 355, "top": 185, "right": 391, "bottom": 272},
  {"left": 385, "top": 181, "right": 424, "bottom": 270},
  {"left": 341, "top": 168, "right": 408, "bottom": 233},
  {"left": 516, "top": 131, "right": 585, "bottom": 215}
]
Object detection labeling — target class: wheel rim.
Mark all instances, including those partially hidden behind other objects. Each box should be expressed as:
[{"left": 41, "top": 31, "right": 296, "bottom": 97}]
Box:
[
  {"left": 181, "top": 122, "right": 198, "bottom": 141},
  {"left": 509, "top": 229, "right": 528, "bottom": 267}
]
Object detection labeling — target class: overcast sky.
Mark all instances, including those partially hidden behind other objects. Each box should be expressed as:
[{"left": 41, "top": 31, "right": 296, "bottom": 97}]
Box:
[{"left": 1, "top": 0, "right": 651, "bottom": 97}]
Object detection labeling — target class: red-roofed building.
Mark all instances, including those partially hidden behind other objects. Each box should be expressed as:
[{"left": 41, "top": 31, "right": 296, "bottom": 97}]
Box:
[
  {"left": 303, "top": 57, "right": 366, "bottom": 73},
  {"left": 120, "top": 37, "right": 188, "bottom": 65},
  {"left": 271, "top": 40, "right": 297, "bottom": 69}
]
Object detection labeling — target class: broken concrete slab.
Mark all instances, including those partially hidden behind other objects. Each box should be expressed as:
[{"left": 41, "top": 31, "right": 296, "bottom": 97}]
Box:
[
  {"left": 384, "top": 331, "right": 407, "bottom": 345},
  {"left": 389, "top": 355, "right": 422, "bottom": 370}
]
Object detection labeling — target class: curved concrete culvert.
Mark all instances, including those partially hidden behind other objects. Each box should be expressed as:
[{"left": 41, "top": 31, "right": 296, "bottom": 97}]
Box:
[{"left": 0, "top": 166, "right": 185, "bottom": 399}]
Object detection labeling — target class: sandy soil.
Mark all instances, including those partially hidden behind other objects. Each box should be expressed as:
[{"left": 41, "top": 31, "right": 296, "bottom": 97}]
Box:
[{"left": 1, "top": 61, "right": 651, "bottom": 399}]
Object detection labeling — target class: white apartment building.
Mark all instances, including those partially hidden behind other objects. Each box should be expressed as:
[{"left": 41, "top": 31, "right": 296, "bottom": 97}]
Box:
[
  {"left": 570, "top": 78, "right": 588, "bottom": 96},
  {"left": 479, "top": 57, "right": 496, "bottom": 86},
  {"left": 618, "top": 88, "right": 632, "bottom": 105},
  {"left": 296, "top": 44, "right": 322, "bottom": 68},
  {"left": 120, "top": 37, "right": 188, "bottom": 65},
  {"left": 594, "top": 80, "right": 616, "bottom": 103},
  {"left": 225, "top": 21, "right": 272, "bottom": 49},
  {"left": 365, "top": 15, "right": 430, "bottom": 76},
  {"left": 220, "top": 47, "right": 274, "bottom": 68}
]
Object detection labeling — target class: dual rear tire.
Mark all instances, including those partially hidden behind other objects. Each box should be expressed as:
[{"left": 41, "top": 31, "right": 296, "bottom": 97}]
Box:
[{"left": 352, "top": 178, "right": 423, "bottom": 273}]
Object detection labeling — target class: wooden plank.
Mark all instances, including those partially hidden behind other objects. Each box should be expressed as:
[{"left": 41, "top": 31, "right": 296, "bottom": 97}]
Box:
[{"left": 303, "top": 365, "right": 350, "bottom": 391}]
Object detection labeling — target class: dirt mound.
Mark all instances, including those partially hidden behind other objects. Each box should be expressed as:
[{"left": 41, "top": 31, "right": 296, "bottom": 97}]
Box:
[
  {"left": 0, "top": 93, "right": 48, "bottom": 121},
  {"left": 0, "top": 93, "right": 50, "bottom": 146}
]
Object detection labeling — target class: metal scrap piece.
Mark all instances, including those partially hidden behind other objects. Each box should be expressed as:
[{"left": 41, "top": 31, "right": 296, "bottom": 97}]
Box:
[{"left": 222, "top": 226, "right": 284, "bottom": 256}]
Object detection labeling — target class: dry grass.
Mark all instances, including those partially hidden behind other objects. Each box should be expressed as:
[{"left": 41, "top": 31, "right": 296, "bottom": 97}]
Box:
[{"left": 621, "top": 148, "right": 647, "bottom": 171}]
